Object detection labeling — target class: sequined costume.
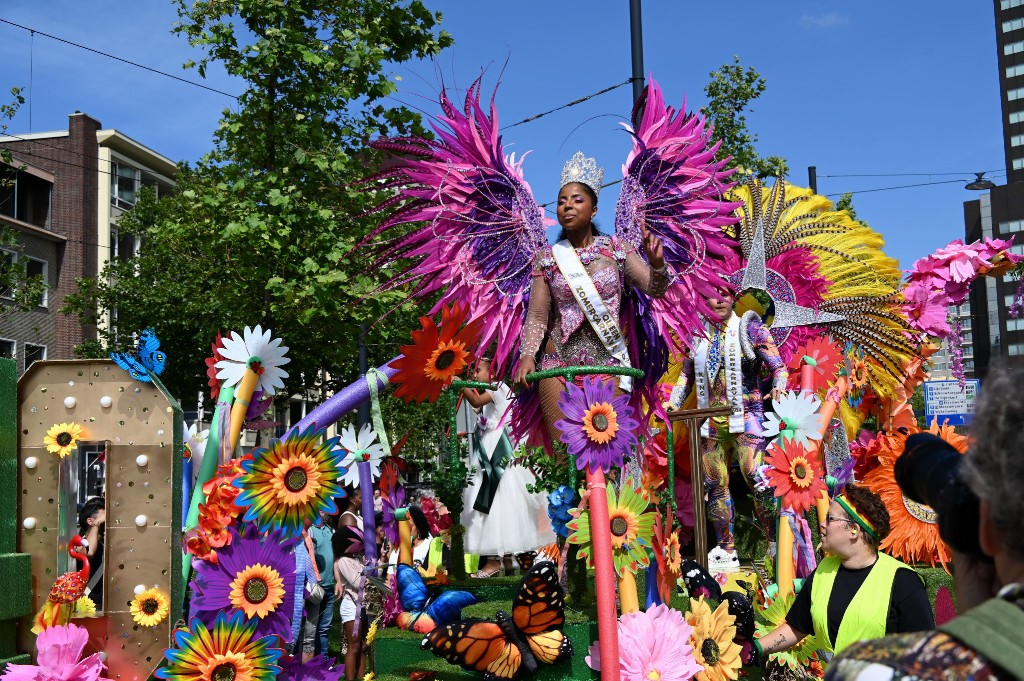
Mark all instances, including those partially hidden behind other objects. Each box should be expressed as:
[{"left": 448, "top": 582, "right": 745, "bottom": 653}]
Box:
[
  {"left": 666, "top": 311, "right": 787, "bottom": 551},
  {"left": 521, "top": 235, "right": 669, "bottom": 444}
]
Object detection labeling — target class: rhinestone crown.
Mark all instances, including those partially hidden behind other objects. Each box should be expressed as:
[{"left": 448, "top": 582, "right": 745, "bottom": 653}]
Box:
[{"left": 560, "top": 151, "right": 604, "bottom": 198}]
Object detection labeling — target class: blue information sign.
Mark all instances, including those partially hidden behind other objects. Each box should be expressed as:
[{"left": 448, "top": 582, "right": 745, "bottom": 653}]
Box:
[{"left": 922, "top": 379, "right": 979, "bottom": 427}]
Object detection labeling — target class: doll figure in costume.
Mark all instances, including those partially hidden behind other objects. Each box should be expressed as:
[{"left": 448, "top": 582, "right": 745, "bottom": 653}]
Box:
[
  {"left": 664, "top": 290, "right": 787, "bottom": 572},
  {"left": 512, "top": 153, "right": 669, "bottom": 443}
]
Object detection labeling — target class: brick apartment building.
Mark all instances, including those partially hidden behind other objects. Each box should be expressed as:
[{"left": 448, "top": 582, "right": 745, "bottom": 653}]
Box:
[{"left": 0, "top": 112, "right": 176, "bottom": 373}]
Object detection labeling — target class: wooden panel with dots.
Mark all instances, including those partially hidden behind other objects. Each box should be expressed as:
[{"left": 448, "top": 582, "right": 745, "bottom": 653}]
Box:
[{"left": 18, "top": 360, "right": 182, "bottom": 680}]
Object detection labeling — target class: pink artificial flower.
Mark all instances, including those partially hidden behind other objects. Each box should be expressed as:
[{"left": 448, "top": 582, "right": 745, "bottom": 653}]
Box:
[
  {"left": 587, "top": 604, "right": 703, "bottom": 681},
  {"left": 930, "top": 239, "right": 985, "bottom": 283},
  {"left": 901, "top": 281, "right": 952, "bottom": 338},
  {"left": 3, "top": 623, "right": 106, "bottom": 681}
]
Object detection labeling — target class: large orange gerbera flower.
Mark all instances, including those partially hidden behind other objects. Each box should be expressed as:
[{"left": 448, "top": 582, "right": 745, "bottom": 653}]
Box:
[
  {"left": 764, "top": 440, "right": 827, "bottom": 514},
  {"left": 392, "top": 303, "right": 484, "bottom": 403},
  {"left": 863, "top": 419, "right": 964, "bottom": 570},
  {"left": 686, "top": 596, "right": 742, "bottom": 681}
]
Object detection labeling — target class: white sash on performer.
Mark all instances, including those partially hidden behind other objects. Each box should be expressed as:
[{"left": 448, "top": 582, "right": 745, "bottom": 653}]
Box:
[
  {"left": 693, "top": 313, "right": 744, "bottom": 436},
  {"left": 551, "top": 240, "right": 633, "bottom": 391}
]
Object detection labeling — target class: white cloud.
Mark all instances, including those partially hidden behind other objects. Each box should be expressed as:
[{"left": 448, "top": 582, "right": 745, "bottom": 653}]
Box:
[{"left": 800, "top": 12, "right": 849, "bottom": 29}]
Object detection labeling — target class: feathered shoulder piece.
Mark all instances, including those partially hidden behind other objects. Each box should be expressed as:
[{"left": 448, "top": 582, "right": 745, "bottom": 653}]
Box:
[
  {"left": 727, "top": 178, "right": 917, "bottom": 395},
  {"left": 357, "top": 78, "right": 548, "bottom": 375},
  {"left": 614, "top": 77, "right": 742, "bottom": 350}
]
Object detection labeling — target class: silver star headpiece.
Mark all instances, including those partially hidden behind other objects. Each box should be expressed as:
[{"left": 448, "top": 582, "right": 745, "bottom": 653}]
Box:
[{"left": 560, "top": 152, "right": 604, "bottom": 198}]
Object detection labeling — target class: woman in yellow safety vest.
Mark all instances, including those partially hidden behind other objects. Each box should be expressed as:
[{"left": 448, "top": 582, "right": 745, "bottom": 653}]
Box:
[{"left": 755, "top": 484, "right": 934, "bottom": 660}]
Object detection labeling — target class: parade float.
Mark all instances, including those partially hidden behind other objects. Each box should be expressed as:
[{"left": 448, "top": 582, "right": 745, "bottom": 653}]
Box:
[{"left": 2, "top": 75, "right": 1019, "bottom": 681}]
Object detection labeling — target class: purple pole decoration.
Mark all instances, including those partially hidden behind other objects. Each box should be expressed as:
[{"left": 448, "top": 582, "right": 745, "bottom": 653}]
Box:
[
  {"left": 359, "top": 460, "right": 378, "bottom": 577},
  {"left": 289, "top": 358, "right": 400, "bottom": 436}
]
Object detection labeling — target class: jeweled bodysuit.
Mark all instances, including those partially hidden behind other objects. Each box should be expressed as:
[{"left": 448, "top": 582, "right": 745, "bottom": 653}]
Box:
[
  {"left": 520, "top": 235, "right": 668, "bottom": 446},
  {"left": 667, "top": 313, "right": 787, "bottom": 551},
  {"left": 521, "top": 236, "right": 668, "bottom": 370}
]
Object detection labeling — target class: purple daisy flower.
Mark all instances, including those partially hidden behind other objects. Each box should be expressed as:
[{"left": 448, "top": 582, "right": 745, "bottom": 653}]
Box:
[
  {"left": 191, "top": 524, "right": 298, "bottom": 642},
  {"left": 555, "top": 376, "right": 640, "bottom": 473}
]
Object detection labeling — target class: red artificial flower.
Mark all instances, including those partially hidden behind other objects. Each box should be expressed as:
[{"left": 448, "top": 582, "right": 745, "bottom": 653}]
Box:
[
  {"left": 391, "top": 303, "right": 484, "bottom": 403},
  {"left": 764, "top": 440, "right": 827, "bottom": 514}
]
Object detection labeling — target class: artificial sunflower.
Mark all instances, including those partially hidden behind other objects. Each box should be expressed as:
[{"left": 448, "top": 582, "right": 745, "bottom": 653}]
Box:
[
  {"left": 191, "top": 526, "right": 298, "bottom": 641},
  {"left": 764, "top": 440, "right": 827, "bottom": 514},
  {"left": 234, "top": 426, "right": 346, "bottom": 537},
  {"left": 44, "top": 422, "right": 85, "bottom": 459},
  {"left": 555, "top": 376, "right": 640, "bottom": 473},
  {"left": 71, "top": 595, "right": 96, "bottom": 618},
  {"left": 130, "top": 588, "right": 170, "bottom": 627},
  {"left": 753, "top": 591, "right": 823, "bottom": 671},
  {"left": 863, "top": 420, "right": 964, "bottom": 570},
  {"left": 566, "top": 478, "right": 655, "bottom": 577},
  {"left": 685, "top": 596, "right": 742, "bottom": 681},
  {"left": 391, "top": 302, "right": 484, "bottom": 403},
  {"left": 156, "top": 610, "right": 282, "bottom": 681}
]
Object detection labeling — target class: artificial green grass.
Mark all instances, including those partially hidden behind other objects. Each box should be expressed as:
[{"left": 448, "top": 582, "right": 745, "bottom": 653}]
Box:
[{"left": 367, "top": 565, "right": 956, "bottom": 681}]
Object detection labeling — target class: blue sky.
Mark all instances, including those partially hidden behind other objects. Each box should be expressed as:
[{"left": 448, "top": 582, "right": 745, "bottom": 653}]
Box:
[{"left": 0, "top": 2, "right": 1006, "bottom": 270}]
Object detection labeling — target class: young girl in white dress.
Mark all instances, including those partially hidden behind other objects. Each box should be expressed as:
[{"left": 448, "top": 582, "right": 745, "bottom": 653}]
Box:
[{"left": 460, "top": 357, "right": 554, "bottom": 576}]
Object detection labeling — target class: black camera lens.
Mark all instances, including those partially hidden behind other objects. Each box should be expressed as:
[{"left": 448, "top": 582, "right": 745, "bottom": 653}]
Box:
[{"left": 894, "top": 433, "right": 983, "bottom": 558}]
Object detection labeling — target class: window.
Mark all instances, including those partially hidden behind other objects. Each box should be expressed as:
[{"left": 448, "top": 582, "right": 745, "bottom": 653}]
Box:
[
  {"left": 1009, "top": 87, "right": 1024, "bottom": 102},
  {"left": 1014, "top": 157, "right": 1024, "bottom": 170},
  {"left": 0, "top": 169, "right": 52, "bottom": 229},
  {"left": 0, "top": 339, "right": 14, "bottom": 360},
  {"left": 1014, "top": 134, "right": 1024, "bottom": 147},
  {"left": 1010, "top": 64, "right": 1024, "bottom": 79},
  {"left": 24, "top": 257, "right": 47, "bottom": 307},
  {"left": 111, "top": 163, "right": 141, "bottom": 209},
  {"left": 24, "top": 343, "right": 45, "bottom": 368},
  {"left": 1009, "top": 317, "right": 1024, "bottom": 331},
  {"left": 110, "top": 229, "right": 138, "bottom": 260},
  {"left": 1006, "top": 40, "right": 1024, "bottom": 56},
  {"left": 1005, "top": 17, "right": 1024, "bottom": 32},
  {"left": 1012, "top": 110, "right": 1024, "bottom": 124},
  {"left": 1000, "top": 218, "right": 1024, "bottom": 233},
  {"left": 1004, "top": 0, "right": 1024, "bottom": 10}
]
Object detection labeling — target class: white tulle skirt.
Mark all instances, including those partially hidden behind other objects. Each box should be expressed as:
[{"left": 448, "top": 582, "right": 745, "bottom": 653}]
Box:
[{"left": 461, "top": 464, "right": 555, "bottom": 556}]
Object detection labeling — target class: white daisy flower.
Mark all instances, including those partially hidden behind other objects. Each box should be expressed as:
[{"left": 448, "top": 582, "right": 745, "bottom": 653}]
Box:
[
  {"left": 761, "top": 390, "right": 826, "bottom": 450},
  {"left": 184, "top": 422, "right": 210, "bottom": 484},
  {"left": 214, "top": 325, "right": 290, "bottom": 396},
  {"left": 336, "top": 423, "right": 387, "bottom": 486}
]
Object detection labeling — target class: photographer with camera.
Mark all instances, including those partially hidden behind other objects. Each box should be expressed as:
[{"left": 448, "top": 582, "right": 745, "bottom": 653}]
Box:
[
  {"left": 754, "top": 484, "right": 933, "bottom": 662},
  {"left": 827, "top": 366, "right": 1024, "bottom": 680}
]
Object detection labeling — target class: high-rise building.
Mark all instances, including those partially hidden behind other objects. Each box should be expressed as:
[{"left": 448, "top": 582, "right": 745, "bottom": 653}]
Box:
[{"left": 958, "top": 3, "right": 1024, "bottom": 378}]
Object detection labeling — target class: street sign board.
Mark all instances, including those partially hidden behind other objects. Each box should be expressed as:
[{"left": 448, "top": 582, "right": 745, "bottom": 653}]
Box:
[{"left": 922, "top": 379, "right": 979, "bottom": 427}]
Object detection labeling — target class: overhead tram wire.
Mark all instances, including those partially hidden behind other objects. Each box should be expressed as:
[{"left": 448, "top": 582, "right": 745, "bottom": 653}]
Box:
[
  {"left": 0, "top": 17, "right": 239, "bottom": 100},
  {"left": 824, "top": 177, "right": 996, "bottom": 197},
  {"left": 500, "top": 79, "right": 631, "bottom": 131}
]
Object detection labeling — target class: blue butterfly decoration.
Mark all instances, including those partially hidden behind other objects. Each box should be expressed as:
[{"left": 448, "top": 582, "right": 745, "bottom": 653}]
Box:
[
  {"left": 110, "top": 328, "right": 167, "bottom": 383},
  {"left": 396, "top": 564, "right": 478, "bottom": 633}
]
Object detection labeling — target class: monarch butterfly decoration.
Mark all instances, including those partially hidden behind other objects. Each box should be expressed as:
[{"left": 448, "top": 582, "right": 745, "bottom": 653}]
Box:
[
  {"left": 109, "top": 328, "right": 167, "bottom": 383},
  {"left": 421, "top": 561, "right": 573, "bottom": 679}
]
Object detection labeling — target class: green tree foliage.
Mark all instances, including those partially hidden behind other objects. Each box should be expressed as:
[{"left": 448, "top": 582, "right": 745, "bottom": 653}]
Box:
[
  {"left": 702, "top": 56, "right": 788, "bottom": 179},
  {"left": 0, "top": 87, "right": 49, "bottom": 332},
  {"left": 62, "top": 1, "right": 452, "bottom": 457}
]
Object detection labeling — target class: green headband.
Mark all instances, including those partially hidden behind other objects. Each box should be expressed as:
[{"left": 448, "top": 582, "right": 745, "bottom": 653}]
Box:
[{"left": 835, "top": 495, "right": 879, "bottom": 542}]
